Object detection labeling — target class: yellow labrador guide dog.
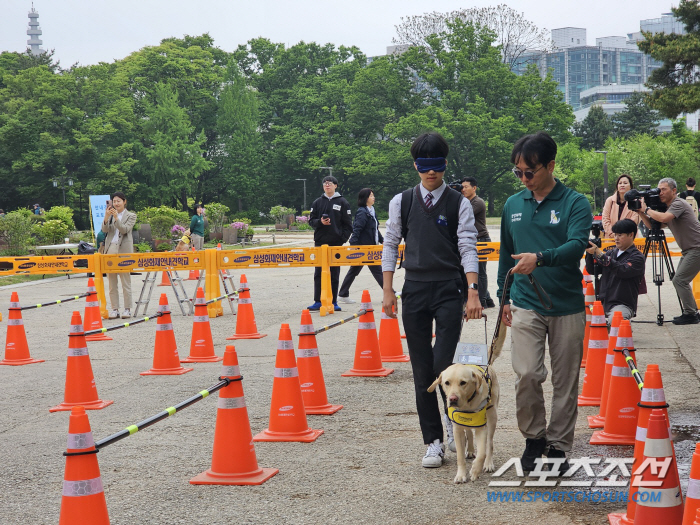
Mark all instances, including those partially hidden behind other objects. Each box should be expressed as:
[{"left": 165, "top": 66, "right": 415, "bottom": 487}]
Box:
[{"left": 428, "top": 317, "right": 507, "bottom": 483}]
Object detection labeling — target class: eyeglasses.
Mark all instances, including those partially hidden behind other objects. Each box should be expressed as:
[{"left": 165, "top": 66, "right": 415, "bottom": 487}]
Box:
[
  {"left": 512, "top": 165, "right": 545, "bottom": 180},
  {"left": 323, "top": 181, "right": 334, "bottom": 186}
]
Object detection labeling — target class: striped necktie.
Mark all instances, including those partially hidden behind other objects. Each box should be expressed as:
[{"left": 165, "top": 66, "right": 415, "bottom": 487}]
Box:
[{"left": 425, "top": 192, "right": 434, "bottom": 209}]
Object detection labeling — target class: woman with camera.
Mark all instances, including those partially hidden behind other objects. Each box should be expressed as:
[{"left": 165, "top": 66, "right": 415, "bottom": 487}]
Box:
[
  {"left": 337, "top": 188, "right": 384, "bottom": 303},
  {"left": 102, "top": 192, "right": 137, "bottom": 319},
  {"left": 602, "top": 174, "right": 640, "bottom": 239}
]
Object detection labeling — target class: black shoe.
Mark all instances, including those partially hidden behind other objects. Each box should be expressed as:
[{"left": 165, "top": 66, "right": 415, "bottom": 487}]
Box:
[
  {"left": 485, "top": 299, "right": 496, "bottom": 309},
  {"left": 521, "top": 438, "right": 547, "bottom": 473},
  {"left": 546, "top": 446, "right": 571, "bottom": 476},
  {"left": 672, "top": 313, "right": 699, "bottom": 325}
]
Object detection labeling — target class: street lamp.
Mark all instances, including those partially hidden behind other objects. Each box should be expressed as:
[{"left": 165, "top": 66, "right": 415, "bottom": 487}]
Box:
[
  {"left": 52, "top": 176, "right": 73, "bottom": 206},
  {"left": 595, "top": 151, "right": 609, "bottom": 205},
  {"left": 295, "top": 178, "right": 307, "bottom": 211},
  {"left": 319, "top": 166, "right": 333, "bottom": 180}
]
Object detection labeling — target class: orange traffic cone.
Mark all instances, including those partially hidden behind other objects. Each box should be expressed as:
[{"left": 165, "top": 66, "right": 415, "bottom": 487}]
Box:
[
  {"left": 608, "top": 364, "right": 671, "bottom": 525},
  {"left": 379, "top": 306, "right": 409, "bottom": 362},
  {"left": 589, "top": 310, "right": 623, "bottom": 428},
  {"left": 632, "top": 410, "right": 683, "bottom": 525},
  {"left": 83, "top": 278, "right": 112, "bottom": 342},
  {"left": 58, "top": 406, "right": 109, "bottom": 525},
  {"left": 683, "top": 444, "right": 700, "bottom": 525},
  {"left": 158, "top": 271, "right": 171, "bottom": 286},
  {"left": 253, "top": 324, "right": 323, "bottom": 442},
  {"left": 190, "top": 346, "right": 279, "bottom": 485},
  {"left": 0, "top": 292, "right": 44, "bottom": 366},
  {"left": 590, "top": 320, "right": 640, "bottom": 446},
  {"left": 141, "top": 294, "right": 193, "bottom": 376},
  {"left": 694, "top": 508, "right": 700, "bottom": 525},
  {"left": 582, "top": 265, "right": 593, "bottom": 286},
  {"left": 50, "top": 312, "right": 113, "bottom": 412},
  {"left": 581, "top": 282, "right": 595, "bottom": 368},
  {"left": 227, "top": 274, "right": 266, "bottom": 340},
  {"left": 181, "top": 287, "right": 222, "bottom": 363},
  {"left": 297, "top": 309, "right": 342, "bottom": 415},
  {"left": 578, "top": 301, "right": 608, "bottom": 406},
  {"left": 342, "top": 290, "right": 394, "bottom": 377},
  {"left": 187, "top": 247, "right": 200, "bottom": 280}
]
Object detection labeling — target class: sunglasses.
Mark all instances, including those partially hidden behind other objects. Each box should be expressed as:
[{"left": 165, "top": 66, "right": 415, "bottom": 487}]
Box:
[{"left": 512, "top": 165, "right": 545, "bottom": 181}]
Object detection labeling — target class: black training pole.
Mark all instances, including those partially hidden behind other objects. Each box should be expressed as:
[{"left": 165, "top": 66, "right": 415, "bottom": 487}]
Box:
[
  {"left": 83, "top": 312, "right": 164, "bottom": 335},
  {"left": 308, "top": 309, "right": 371, "bottom": 335},
  {"left": 621, "top": 348, "right": 644, "bottom": 391},
  {"left": 20, "top": 293, "right": 90, "bottom": 310}
]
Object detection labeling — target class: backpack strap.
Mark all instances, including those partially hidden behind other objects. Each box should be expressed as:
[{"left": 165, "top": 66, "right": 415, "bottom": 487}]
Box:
[{"left": 400, "top": 186, "right": 415, "bottom": 240}]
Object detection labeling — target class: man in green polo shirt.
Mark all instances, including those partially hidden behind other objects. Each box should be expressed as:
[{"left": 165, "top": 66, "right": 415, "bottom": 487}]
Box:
[{"left": 497, "top": 131, "right": 591, "bottom": 476}]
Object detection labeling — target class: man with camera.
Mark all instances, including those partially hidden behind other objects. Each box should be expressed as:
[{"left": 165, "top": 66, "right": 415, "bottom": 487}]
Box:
[
  {"left": 633, "top": 178, "right": 700, "bottom": 325},
  {"left": 585, "top": 219, "right": 645, "bottom": 324}
]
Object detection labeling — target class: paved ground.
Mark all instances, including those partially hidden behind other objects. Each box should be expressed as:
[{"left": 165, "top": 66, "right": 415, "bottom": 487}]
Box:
[{"left": 0, "top": 252, "right": 699, "bottom": 525}]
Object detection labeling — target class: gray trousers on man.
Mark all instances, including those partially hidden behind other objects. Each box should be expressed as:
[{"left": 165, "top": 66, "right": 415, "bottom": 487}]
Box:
[
  {"left": 510, "top": 306, "right": 585, "bottom": 452},
  {"left": 672, "top": 247, "right": 700, "bottom": 314}
]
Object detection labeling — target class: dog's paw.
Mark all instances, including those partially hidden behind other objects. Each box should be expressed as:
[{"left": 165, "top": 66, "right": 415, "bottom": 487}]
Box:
[
  {"left": 466, "top": 450, "right": 476, "bottom": 459},
  {"left": 483, "top": 459, "right": 495, "bottom": 473},
  {"left": 454, "top": 470, "right": 468, "bottom": 484},
  {"left": 469, "top": 466, "right": 481, "bottom": 482}
]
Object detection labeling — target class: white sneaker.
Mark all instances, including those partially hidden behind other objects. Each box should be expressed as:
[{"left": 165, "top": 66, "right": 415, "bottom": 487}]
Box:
[
  {"left": 121, "top": 309, "right": 131, "bottom": 319},
  {"left": 422, "top": 439, "right": 445, "bottom": 468},
  {"left": 444, "top": 414, "right": 456, "bottom": 453},
  {"left": 108, "top": 309, "right": 120, "bottom": 319},
  {"left": 337, "top": 296, "right": 356, "bottom": 304}
]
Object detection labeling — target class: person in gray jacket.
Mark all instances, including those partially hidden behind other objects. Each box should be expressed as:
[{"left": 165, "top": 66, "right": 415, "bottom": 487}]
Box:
[{"left": 101, "top": 191, "right": 137, "bottom": 319}]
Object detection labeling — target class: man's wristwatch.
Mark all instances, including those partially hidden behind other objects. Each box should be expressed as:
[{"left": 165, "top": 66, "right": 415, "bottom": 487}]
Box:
[
  {"left": 536, "top": 252, "right": 545, "bottom": 267},
  {"left": 468, "top": 283, "right": 478, "bottom": 291}
]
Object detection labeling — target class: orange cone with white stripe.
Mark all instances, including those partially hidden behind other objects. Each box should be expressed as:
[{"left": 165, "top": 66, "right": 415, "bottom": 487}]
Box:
[
  {"left": 608, "top": 364, "right": 671, "bottom": 525},
  {"left": 683, "top": 444, "right": 700, "bottom": 525},
  {"left": 297, "top": 309, "right": 342, "bottom": 415},
  {"left": 190, "top": 346, "right": 278, "bottom": 485},
  {"left": 181, "top": 287, "right": 222, "bottom": 363},
  {"left": 694, "top": 508, "right": 700, "bottom": 525},
  {"left": 253, "top": 324, "right": 323, "bottom": 442},
  {"left": 589, "top": 310, "right": 623, "bottom": 428},
  {"left": 50, "top": 312, "right": 113, "bottom": 412},
  {"left": 590, "top": 320, "right": 640, "bottom": 446},
  {"left": 158, "top": 271, "right": 171, "bottom": 286},
  {"left": 342, "top": 290, "right": 394, "bottom": 377},
  {"left": 83, "top": 278, "right": 112, "bottom": 342},
  {"left": 632, "top": 410, "right": 683, "bottom": 525},
  {"left": 58, "top": 406, "right": 109, "bottom": 524},
  {"left": 379, "top": 305, "right": 409, "bottom": 362},
  {"left": 578, "top": 300, "right": 608, "bottom": 406},
  {"left": 581, "top": 282, "right": 595, "bottom": 368},
  {"left": 141, "top": 294, "right": 193, "bottom": 376},
  {"left": 227, "top": 274, "right": 266, "bottom": 340},
  {"left": 0, "top": 292, "right": 43, "bottom": 366}
]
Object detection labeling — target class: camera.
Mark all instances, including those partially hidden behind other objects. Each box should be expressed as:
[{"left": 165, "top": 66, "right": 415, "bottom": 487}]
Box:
[
  {"left": 589, "top": 220, "right": 602, "bottom": 247},
  {"left": 624, "top": 185, "right": 667, "bottom": 213},
  {"left": 448, "top": 180, "right": 463, "bottom": 192}
]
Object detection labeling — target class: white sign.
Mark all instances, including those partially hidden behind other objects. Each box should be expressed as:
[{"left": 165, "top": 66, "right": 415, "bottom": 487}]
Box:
[{"left": 89, "top": 195, "right": 111, "bottom": 240}]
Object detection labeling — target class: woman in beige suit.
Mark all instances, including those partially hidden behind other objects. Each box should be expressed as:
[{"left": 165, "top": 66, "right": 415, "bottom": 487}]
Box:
[
  {"left": 102, "top": 192, "right": 137, "bottom": 319},
  {"left": 602, "top": 174, "right": 640, "bottom": 238}
]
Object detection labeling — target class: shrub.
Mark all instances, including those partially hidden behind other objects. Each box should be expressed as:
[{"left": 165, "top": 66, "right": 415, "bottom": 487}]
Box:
[
  {"left": 136, "top": 206, "right": 188, "bottom": 230},
  {"left": 32, "top": 219, "right": 70, "bottom": 245},
  {"left": 156, "top": 242, "right": 172, "bottom": 252},
  {"left": 134, "top": 242, "right": 151, "bottom": 253},
  {"left": 301, "top": 210, "right": 311, "bottom": 217},
  {"left": 44, "top": 206, "right": 75, "bottom": 231},
  {"left": 231, "top": 221, "right": 248, "bottom": 231},
  {"left": 171, "top": 224, "right": 186, "bottom": 236},
  {"left": 150, "top": 215, "right": 176, "bottom": 240},
  {"left": 296, "top": 216, "right": 309, "bottom": 224},
  {"left": 205, "top": 203, "right": 230, "bottom": 234},
  {"left": 0, "top": 211, "right": 34, "bottom": 255},
  {"left": 269, "top": 205, "right": 296, "bottom": 224},
  {"left": 297, "top": 223, "right": 312, "bottom": 231}
]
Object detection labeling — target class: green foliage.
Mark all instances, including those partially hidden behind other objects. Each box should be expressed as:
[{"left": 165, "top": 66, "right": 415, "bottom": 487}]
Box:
[
  {"left": 150, "top": 215, "right": 176, "bottom": 240},
  {"left": 572, "top": 106, "right": 612, "bottom": 150},
  {"left": 134, "top": 242, "right": 151, "bottom": 252},
  {"left": 301, "top": 210, "right": 311, "bottom": 217},
  {"left": 32, "top": 219, "right": 70, "bottom": 245},
  {"left": 204, "top": 202, "right": 230, "bottom": 233},
  {"left": 612, "top": 93, "right": 660, "bottom": 138},
  {"left": 136, "top": 206, "right": 189, "bottom": 229},
  {"left": 43, "top": 206, "right": 75, "bottom": 231},
  {"left": 156, "top": 242, "right": 172, "bottom": 252},
  {"left": 638, "top": 0, "right": 700, "bottom": 118},
  {"left": 269, "top": 205, "right": 296, "bottom": 223},
  {"left": 0, "top": 211, "right": 34, "bottom": 255}
]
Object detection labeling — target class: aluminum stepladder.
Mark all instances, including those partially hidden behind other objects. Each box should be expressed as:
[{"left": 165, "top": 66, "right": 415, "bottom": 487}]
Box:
[
  {"left": 134, "top": 269, "right": 194, "bottom": 317},
  {"left": 190, "top": 269, "right": 237, "bottom": 315}
]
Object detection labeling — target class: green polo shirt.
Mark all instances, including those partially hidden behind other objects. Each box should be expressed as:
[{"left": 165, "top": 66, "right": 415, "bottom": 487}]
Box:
[
  {"left": 189, "top": 214, "right": 204, "bottom": 236},
  {"left": 497, "top": 179, "right": 591, "bottom": 316}
]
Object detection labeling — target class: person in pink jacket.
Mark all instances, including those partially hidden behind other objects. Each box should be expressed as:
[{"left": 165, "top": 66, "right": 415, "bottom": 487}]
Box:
[{"left": 602, "top": 174, "right": 640, "bottom": 238}]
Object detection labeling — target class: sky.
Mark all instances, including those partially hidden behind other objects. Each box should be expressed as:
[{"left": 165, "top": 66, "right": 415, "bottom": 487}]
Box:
[{"left": 0, "top": 0, "right": 676, "bottom": 66}]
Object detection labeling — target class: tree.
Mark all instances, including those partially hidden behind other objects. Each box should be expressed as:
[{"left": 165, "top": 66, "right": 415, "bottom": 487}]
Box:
[
  {"left": 638, "top": 0, "right": 700, "bottom": 117},
  {"left": 393, "top": 4, "right": 552, "bottom": 68},
  {"left": 612, "top": 92, "right": 660, "bottom": 138},
  {"left": 573, "top": 106, "right": 612, "bottom": 150}
]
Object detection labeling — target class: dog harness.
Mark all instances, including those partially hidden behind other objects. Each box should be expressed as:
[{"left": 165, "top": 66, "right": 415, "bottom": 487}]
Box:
[{"left": 447, "top": 365, "right": 493, "bottom": 428}]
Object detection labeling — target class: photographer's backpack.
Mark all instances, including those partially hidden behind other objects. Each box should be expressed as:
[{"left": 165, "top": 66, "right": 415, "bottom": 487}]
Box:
[{"left": 685, "top": 190, "right": 699, "bottom": 217}]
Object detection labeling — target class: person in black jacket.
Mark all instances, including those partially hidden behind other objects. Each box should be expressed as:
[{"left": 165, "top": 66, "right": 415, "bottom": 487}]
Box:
[
  {"left": 584, "top": 218, "right": 646, "bottom": 324},
  {"left": 337, "top": 188, "right": 384, "bottom": 303},
  {"left": 308, "top": 175, "right": 353, "bottom": 311}
]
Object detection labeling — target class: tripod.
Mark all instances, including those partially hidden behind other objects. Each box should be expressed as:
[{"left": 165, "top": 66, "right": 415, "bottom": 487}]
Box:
[{"left": 641, "top": 223, "right": 680, "bottom": 325}]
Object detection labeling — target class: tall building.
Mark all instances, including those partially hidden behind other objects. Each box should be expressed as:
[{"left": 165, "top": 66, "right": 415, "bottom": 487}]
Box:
[{"left": 26, "top": 5, "right": 43, "bottom": 56}]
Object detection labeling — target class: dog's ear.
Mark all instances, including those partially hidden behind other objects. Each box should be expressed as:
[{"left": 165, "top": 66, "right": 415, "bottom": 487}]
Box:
[
  {"left": 427, "top": 374, "right": 442, "bottom": 393},
  {"left": 475, "top": 373, "right": 484, "bottom": 391}
]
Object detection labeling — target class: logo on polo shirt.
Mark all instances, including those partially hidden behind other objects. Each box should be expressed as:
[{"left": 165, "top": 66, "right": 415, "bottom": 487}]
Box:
[
  {"left": 550, "top": 210, "right": 560, "bottom": 224},
  {"left": 511, "top": 213, "right": 522, "bottom": 222}
]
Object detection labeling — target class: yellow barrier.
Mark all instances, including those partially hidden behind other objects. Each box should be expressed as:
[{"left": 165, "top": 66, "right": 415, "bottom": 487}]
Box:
[
  {"left": 0, "top": 255, "right": 94, "bottom": 274},
  {"left": 218, "top": 246, "right": 320, "bottom": 269}
]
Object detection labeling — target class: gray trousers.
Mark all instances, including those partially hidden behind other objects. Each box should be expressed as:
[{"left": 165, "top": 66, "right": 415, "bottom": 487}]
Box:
[
  {"left": 510, "top": 306, "right": 585, "bottom": 452},
  {"left": 672, "top": 247, "right": 700, "bottom": 314},
  {"left": 106, "top": 243, "right": 132, "bottom": 310},
  {"left": 191, "top": 233, "right": 204, "bottom": 251},
  {"left": 606, "top": 304, "right": 634, "bottom": 326}
]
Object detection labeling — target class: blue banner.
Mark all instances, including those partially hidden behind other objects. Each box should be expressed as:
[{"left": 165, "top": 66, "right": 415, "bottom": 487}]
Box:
[{"left": 89, "top": 195, "right": 111, "bottom": 241}]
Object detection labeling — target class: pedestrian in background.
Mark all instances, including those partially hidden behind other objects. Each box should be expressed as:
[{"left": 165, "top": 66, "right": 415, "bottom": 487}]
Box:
[
  {"left": 102, "top": 192, "right": 137, "bottom": 319},
  {"left": 461, "top": 177, "right": 495, "bottom": 308},
  {"left": 601, "top": 174, "right": 640, "bottom": 239},
  {"left": 190, "top": 204, "right": 205, "bottom": 250},
  {"left": 337, "top": 188, "right": 384, "bottom": 304}
]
